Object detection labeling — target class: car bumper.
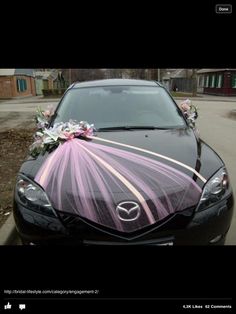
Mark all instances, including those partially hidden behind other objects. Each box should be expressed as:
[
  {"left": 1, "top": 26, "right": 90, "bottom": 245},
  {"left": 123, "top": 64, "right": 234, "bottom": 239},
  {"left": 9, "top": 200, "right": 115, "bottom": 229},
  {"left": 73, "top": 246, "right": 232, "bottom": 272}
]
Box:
[{"left": 13, "top": 193, "right": 234, "bottom": 245}]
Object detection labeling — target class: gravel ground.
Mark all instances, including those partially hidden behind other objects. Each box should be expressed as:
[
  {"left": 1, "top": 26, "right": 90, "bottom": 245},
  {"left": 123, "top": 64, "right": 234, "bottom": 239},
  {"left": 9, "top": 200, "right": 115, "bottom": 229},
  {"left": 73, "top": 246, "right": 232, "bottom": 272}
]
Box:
[
  {"left": 0, "top": 126, "right": 35, "bottom": 227},
  {"left": 0, "top": 99, "right": 58, "bottom": 229}
]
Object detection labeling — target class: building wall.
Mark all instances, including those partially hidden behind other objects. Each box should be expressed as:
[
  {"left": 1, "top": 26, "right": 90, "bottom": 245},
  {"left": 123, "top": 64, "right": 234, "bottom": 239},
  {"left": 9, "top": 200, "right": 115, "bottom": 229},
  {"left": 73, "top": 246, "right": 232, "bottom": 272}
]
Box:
[
  {"left": 12, "top": 76, "right": 36, "bottom": 97},
  {"left": 35, "top": 78, "right": 43, "bottom": 95},
  {"left": 0, "top": 76, "right": 14, "bottom": 98},
  {"left": 198, "top": 71, "right": 236, "bottom": 96},
  {"left": 0, "top": 75, "right": 36, "bottom": 98},
  {"left": 48, "top": 79, "right": 54, "bottom": 89},
  {"left": 43, "top": 80, "right": 49, "bottom": 90},
  {"left": 30, "top": 77, "right": 36, "bottom": 96}
]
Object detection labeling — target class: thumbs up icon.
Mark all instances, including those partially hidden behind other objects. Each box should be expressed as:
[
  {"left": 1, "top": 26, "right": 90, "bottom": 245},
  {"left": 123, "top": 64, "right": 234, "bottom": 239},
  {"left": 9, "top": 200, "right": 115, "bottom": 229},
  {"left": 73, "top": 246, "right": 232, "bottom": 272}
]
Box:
[{"left": 4, "top": 302, "right": 12, "bottom": 310}]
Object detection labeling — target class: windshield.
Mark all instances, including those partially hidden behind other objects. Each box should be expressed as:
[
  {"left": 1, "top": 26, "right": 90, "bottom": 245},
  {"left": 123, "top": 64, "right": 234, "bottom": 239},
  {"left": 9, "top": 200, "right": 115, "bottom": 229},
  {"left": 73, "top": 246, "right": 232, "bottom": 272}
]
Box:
[{"left": 53, "top": 85, "right": 186, "bottom": 130}]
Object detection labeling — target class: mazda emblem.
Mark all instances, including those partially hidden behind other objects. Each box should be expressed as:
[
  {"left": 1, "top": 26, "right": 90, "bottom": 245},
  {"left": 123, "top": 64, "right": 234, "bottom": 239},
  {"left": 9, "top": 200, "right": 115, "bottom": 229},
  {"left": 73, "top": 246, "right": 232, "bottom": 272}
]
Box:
[{"left": 116, "top": 201, "right": 141, "bottom": 221}]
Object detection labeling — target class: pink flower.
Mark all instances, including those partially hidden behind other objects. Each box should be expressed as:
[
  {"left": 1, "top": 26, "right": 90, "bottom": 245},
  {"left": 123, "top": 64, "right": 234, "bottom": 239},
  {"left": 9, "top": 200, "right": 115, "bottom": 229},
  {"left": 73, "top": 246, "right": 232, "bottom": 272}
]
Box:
[
  {"left": 83, "top": 127, "right": 93, "bottom": 137},
  {"left": 43, "top": 110, "right": 51, "bottom": 118},
  {"left": 42, "top": 105, "right": 55, "bottom": 119},
  {"left": 181, "top": 103, "right": 191, "bottom": 112},
  {"left": 75, "top": 130, "right": 84, "bottom": 137},
  {"left": 63, "top": 131, "right": 75, "bottom": 140}
]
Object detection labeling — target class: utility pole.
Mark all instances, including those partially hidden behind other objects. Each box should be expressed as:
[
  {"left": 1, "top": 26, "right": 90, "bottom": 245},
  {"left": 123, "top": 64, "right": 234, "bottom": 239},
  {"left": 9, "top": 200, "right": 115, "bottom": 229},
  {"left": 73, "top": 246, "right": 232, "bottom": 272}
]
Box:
[
  {"left": 69, "top": 69, "right": 72, "bottom": 85},
  {"left": 158, "top": 69, "right": 161, "bottom": 82},
  {"left": 192, "top": 69, "right": 197, "bottom": 97}
]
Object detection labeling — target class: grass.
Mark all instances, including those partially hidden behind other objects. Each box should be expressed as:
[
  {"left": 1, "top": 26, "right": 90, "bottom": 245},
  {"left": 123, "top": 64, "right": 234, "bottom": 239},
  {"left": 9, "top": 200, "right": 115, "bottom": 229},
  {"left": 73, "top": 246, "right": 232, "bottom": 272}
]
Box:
[
  {"left": 42, "top": 95, "right": 62, "bottom": 99},
  {"left": 170, "top": 91, "right": 202, "bottom": 98},
  {"left": 171, "top": 92, "right": 201, "bottom": 98}
]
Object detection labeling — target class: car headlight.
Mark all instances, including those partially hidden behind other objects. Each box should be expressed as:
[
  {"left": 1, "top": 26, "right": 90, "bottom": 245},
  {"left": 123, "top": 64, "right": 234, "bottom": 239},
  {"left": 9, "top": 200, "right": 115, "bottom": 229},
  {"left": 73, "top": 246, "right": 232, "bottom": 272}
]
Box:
[
  {"left": 196, "top": 167, "right": 231, "bottom": 212},
  {"left": 15, "top": 174, "right": 56, "bottom": 217}
]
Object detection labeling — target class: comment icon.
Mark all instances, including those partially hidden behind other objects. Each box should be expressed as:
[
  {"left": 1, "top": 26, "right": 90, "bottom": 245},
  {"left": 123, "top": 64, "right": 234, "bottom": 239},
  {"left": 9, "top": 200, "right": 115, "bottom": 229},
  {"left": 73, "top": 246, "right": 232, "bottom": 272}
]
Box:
[{"left": 19, "top": 304, "right": 26, "bottom": 310}]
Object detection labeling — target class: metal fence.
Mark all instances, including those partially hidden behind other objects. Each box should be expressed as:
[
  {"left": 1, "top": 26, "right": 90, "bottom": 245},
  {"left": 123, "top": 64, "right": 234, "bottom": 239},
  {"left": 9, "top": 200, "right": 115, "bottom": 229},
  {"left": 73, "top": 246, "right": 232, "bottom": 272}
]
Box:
[{"left": 170, "top": 78, "right": 194, "bottom": 92}]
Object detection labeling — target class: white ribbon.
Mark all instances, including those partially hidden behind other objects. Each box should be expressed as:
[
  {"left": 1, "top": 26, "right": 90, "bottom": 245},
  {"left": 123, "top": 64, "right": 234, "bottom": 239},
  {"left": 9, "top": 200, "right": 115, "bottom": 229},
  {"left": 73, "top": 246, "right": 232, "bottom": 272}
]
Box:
[{"left": 88, "top": 136, "right": 207, "bottom": 184}]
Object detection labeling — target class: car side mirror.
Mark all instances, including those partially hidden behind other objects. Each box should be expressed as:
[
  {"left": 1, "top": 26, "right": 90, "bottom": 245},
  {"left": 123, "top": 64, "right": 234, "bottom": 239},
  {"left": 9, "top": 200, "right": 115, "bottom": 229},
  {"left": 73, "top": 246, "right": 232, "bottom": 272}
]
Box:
[{"left": 179, "top": 100, "right": 198, "bottom": 127}]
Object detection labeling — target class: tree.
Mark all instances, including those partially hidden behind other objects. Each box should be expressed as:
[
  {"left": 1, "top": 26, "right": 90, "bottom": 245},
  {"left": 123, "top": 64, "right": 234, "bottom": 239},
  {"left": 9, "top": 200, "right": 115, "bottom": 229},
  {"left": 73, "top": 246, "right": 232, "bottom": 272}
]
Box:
[
  {"left": 62, "top": 69, "right": 106, "bottom": 83},
  {"left": 104, "top": 69, "right": 148, "bottom": 79},
  {"left": 192, "top": 69, "right": 198, "bottom": 97},
  {"left": 104, "top": 69, "right": 123, "bottom": 78}
]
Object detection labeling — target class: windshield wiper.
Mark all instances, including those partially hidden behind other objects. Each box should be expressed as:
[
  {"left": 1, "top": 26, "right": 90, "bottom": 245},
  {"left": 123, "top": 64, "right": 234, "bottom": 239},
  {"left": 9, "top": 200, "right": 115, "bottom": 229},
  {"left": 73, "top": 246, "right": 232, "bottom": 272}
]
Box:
[{"left": 97, "top": 126, "right": 170, "bottom": 131}]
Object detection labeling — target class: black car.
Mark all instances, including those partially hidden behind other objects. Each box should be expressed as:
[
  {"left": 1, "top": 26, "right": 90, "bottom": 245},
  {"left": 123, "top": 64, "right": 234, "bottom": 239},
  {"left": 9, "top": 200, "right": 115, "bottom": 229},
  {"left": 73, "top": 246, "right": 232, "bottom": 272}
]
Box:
[{"left": 13, "top": 79, "right": 234, "bottom": 245}]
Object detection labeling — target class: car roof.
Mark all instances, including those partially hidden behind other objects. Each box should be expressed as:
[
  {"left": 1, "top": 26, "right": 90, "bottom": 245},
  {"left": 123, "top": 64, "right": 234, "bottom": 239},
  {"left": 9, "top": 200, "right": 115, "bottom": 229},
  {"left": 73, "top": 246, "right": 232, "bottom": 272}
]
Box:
[{"left": 72, "top": 79, "right": 161, "bottom": 89}]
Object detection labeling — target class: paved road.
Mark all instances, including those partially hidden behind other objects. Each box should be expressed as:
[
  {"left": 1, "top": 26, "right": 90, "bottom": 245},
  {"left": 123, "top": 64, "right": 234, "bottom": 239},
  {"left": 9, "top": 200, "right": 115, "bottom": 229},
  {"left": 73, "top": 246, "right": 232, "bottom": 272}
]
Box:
[
  {"left": 0, "top": 100, "right": 59, "bottom": 131},
  {"left": 1, "top": 97, "right": 235, "bottom": 244}
]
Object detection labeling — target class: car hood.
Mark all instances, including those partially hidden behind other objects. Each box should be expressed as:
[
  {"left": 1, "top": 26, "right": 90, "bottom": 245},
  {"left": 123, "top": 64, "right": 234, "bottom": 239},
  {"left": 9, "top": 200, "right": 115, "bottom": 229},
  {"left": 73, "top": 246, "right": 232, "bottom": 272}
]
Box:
[{"left": 20, "top": 128, "right": 223, "bottom": 233}]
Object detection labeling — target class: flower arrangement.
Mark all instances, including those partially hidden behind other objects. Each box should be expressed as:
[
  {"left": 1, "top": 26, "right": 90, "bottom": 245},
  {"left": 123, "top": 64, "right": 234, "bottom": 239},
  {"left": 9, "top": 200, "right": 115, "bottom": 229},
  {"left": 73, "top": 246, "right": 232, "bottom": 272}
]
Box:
[
  {"left": 179, "top": 99, "right": 198, "bottom": 124},
  {"left": 30, "top": 106, "right": 94, "bottom": 157},
  {"left": 35, "top": 105, "right": 55, "bottom": 129}
]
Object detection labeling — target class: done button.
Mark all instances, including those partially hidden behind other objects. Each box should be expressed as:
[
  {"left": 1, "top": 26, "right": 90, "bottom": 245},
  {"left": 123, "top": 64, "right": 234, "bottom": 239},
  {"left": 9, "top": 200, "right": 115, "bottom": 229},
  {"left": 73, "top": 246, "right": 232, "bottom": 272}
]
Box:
[{"left": 215, "top": 4, "right": 232, "bottom": 14}]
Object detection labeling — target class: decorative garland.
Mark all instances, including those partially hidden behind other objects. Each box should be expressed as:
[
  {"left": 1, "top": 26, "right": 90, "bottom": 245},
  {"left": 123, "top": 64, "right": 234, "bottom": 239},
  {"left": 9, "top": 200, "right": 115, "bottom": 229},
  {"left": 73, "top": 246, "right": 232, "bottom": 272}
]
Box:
[
  {"left": 30, "top": 106, "right": 94, "bottom": 157},
  {"left": 179, "top": 99, "right": 198, "bottom": 124},
  {"left": 31, "top": 103, "right": 204, "bottom": 231},
  {"left": 30, "top": 99, "right": 197, "bottom": 157}
]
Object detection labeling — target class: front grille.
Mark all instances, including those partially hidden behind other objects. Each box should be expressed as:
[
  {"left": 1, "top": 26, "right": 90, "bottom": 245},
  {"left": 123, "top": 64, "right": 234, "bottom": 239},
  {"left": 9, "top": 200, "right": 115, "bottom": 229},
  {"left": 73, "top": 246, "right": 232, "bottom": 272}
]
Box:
[
  {"left": 59, "top": 213, "right": 80, "bottom": 227},
  {"left": 56, "top": 210, "right": 179, "bottom": 243}
]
